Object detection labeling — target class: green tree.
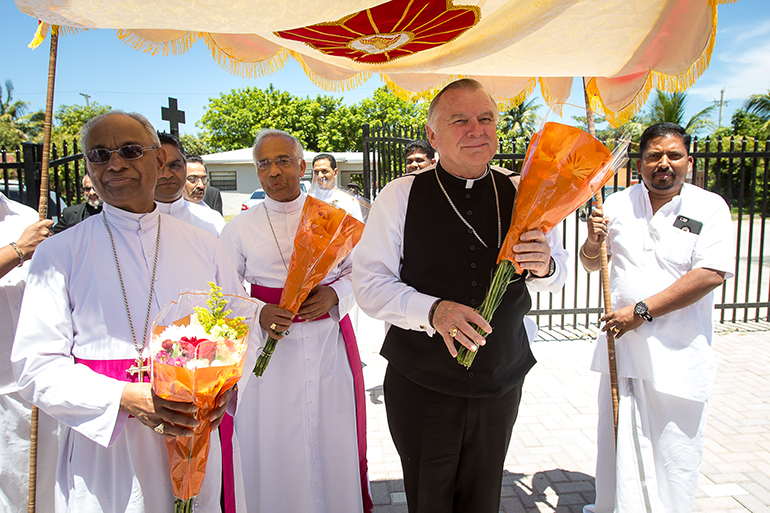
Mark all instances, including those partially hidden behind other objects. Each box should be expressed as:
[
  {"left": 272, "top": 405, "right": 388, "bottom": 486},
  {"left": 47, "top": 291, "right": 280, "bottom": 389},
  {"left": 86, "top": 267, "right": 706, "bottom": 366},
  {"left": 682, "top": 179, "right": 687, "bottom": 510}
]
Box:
[
  {"left": 648, "top": 89, "right": 715, "bottom": 135},
  {"left": 180, "top": 133, "right": 218, "bottom": 156},
  {"left": 500, "top": 97, "right": 540, "bottom": 137},
  {"left": 0, "top": 79, "right": 45, "bottom": 147},
  {"left": 744, "top": 89, "right": 770, "bottom": 137},
  {"left": 51, "top": 102, "right": 112, "bottom": 151}
]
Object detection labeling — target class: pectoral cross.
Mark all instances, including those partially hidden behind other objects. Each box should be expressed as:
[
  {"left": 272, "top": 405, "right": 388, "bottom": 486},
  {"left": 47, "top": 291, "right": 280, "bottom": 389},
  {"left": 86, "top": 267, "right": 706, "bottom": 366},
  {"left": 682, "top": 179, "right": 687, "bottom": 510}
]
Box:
[{"left": 127, "top": 357, "right": 150, "bottom": 382}]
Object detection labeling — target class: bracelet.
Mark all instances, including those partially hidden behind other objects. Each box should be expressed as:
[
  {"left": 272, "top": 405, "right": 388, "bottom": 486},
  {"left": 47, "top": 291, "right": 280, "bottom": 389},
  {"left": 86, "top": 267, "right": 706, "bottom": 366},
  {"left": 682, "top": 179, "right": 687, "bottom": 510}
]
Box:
[
  {"left": 428, "top": 299, "right": 443, "bottom": 329},
  {"left": 580, "top": 245, "right": 600, "bottom": 260},
  {"left": 8, "top": 242, "right": 24, "bottom": 268}
]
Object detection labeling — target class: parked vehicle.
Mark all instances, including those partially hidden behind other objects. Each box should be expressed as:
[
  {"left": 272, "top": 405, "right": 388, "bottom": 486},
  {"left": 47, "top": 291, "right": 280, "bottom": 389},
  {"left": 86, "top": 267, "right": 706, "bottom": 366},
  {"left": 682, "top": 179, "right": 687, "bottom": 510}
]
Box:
[
  {"left": 241, "top": 180, "right": 311, "bottom": 212},
  {"left": 2, "top": 181, "right": 68, "bottom": 223},
  {"left": 577, "top": 185, "right": 624, "bottom": 221}
]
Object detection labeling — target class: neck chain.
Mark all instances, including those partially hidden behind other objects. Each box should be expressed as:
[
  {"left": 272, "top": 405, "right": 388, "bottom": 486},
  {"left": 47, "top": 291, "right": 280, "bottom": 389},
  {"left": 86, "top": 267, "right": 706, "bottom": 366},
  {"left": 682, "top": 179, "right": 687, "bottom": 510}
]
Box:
[
  {"left": 264, "top": 203, "right": 289, "bottom": 272},
  {"left": 435, "top": 168, "right": 501, "bottom": 249},
  {"left": 102, "top": 213, "right": 161, "bottom": 380}
]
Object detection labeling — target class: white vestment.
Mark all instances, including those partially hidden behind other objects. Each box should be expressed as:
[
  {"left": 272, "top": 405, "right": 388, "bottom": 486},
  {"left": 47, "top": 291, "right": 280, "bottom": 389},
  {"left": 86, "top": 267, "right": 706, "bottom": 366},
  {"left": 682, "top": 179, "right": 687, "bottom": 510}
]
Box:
[
  {"left": 11, "top": 204, "right": 245, "bottom": 513},
  {"left": 0, "top": 193, "right": 58, "bottom": 513},
  {"left": 584, "top": 183, "right": 734, "bottom": 513},
  {"left": 157, "top": 196, "right": 226, "bottom": 236},
  {"left": 220, "top": 194, "right": 363, "bottom": 513}
]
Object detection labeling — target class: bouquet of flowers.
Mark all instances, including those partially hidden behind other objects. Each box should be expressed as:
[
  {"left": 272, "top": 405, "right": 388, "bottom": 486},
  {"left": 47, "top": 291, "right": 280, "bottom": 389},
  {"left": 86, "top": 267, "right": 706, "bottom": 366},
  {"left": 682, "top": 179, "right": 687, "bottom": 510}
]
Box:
[
  {"left": 253, "top": 179, "right": 369, "bottom": 377},
  {"left": 456, "top": 121, "right": 630, "bottom": 368},
  {"left": 151, "top": 283, "right": 259, "bottom": 513}
]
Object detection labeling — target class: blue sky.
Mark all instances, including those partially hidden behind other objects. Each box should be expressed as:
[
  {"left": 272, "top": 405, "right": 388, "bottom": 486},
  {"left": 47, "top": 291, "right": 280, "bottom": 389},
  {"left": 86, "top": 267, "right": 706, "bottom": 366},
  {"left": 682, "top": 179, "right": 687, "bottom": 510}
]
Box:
[{"left": 2, "top": 0, "right": 768, "bottom": 139}]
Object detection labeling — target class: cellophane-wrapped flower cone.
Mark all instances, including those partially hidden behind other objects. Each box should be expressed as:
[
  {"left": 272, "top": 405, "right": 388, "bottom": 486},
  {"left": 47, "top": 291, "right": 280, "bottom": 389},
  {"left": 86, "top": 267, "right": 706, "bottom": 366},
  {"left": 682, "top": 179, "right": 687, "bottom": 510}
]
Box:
[
  {"left": 151, "top": 284, "right": 259, "bottom": 513},
  {"left": 457, "top": 122, "right": 630, "bottom": 368},
  {"left": 253, "top": 180, "right": 368, "bottom": 377}
]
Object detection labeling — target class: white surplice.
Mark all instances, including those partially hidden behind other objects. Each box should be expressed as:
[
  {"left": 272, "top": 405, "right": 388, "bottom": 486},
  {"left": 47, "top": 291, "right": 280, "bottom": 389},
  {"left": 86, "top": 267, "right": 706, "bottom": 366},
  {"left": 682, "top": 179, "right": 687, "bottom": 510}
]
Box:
[
  {"left": 156, "top": 196, "right": 226, "bottom": 236},
  {"left": 0, "top": 192, "right": 59, "bottom": 513},
  {"left": 11, "top": 204, "right": 245, "bottom": 513},
  {"left": 220, "top": 194, "right": 363, "bottom": 513}
]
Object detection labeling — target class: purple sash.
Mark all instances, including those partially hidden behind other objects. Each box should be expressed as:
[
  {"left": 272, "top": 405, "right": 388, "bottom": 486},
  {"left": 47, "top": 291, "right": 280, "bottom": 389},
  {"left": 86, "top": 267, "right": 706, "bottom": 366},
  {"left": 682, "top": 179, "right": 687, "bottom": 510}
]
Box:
[{"left": 73, "top": 357, "right": 150, "bottom": 383}]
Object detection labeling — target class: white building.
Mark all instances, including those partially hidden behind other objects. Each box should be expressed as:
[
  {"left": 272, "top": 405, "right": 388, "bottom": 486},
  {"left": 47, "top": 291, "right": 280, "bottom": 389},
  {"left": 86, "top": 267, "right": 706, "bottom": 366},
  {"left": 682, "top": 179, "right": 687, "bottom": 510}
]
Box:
[{"left": 201, "top": 148, "right": 365, "bottom": 194}]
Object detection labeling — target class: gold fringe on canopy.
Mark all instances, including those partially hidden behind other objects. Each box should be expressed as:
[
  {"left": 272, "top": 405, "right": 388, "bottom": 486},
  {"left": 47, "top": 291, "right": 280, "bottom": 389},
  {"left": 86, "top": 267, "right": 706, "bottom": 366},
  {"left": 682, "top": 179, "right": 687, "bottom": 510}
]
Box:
[
  {"left": 27, "top": 21, "right": 49, "bottom": 49},
  {"left": 538, "top": 78, "right": 563, "bottom": 117},
  {"left": 206, "top": 36, "right": 290, "bottom": 78},
  {"left": 383, "top": 75, "right": 463, "bottom": 103},
  {"left": 291, "top": 51, "right": 372, "bottom": 92},
  {"left": 494, "top": 78, "right": 537, "bottom": 111},
  {"left": 595, "top": 0, "right": 721, "bottom": 126},
  {"left": 115, "top": 29, "right": 201, "bottom": 56}
]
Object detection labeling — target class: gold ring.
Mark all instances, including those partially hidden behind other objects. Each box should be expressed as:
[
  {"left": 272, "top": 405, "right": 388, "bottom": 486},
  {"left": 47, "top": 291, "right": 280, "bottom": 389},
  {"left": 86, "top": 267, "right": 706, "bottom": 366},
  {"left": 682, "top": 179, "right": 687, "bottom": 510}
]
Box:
[
  {"left": 154, "top": 423, "right": 165, "bottom": 435},
  {"left": 611, "top": 327, "right": 619, "bottom": 334},
  {"left": 448, "top": 328, "right": 458, "bottom": 338},
  {"left": 269, "top": 323, "right": 277, "bottom": 331}
]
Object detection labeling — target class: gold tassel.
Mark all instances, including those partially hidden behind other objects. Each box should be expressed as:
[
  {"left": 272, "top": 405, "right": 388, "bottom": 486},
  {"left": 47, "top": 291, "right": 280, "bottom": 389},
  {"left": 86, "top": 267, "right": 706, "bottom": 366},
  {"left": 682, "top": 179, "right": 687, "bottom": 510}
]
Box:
[
  {"left": 495, "top": 78, "right": 537, "bottom": 111},
  {"left": 28, "top": 21, "right": 49, "bottom": 49},
  {"left": 538, "top": 78, "right": 563, "bottom": 117}
]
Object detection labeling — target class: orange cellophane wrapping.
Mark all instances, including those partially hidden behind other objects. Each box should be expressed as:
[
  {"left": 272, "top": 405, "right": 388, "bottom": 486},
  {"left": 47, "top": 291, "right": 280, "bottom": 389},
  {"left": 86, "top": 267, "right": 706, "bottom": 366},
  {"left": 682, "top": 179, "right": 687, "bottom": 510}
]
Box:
[
  {"left": 279, "top": 195, "right": 365, "bottom": 314},
  {"left": 499, "top": 122, "right": 616, "bottom": 271},
  {"left": 152, "top": 335, "right": 247, "bottom": 501}
]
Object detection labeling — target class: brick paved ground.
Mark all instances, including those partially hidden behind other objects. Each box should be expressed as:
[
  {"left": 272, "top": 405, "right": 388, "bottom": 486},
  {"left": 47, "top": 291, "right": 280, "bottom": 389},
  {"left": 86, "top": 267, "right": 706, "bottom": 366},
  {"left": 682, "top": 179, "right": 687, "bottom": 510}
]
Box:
[{"left": 356, "top": 311, "right": 770, "bottom": 513}]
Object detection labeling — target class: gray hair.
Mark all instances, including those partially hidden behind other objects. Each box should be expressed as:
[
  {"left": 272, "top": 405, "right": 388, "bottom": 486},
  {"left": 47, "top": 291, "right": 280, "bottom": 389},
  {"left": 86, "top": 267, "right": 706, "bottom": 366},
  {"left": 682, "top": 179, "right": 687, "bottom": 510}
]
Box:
[
  {"left": 80, "top": 110, "right": 160, "bottom": 151},
  {"left": 252, "top": 129, "right": 304, "bottom": 167},
  {"left": 426, "top": 78, "right": 498, "bottom": 129}
]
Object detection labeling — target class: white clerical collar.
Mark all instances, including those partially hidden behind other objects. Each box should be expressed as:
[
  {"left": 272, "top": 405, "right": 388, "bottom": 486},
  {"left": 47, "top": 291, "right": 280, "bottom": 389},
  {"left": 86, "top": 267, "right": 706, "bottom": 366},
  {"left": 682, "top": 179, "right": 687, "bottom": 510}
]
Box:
[
  {"left": 102, "top": 202, "right": 159, "bottom": 230},
  {"left": 264, "top": 192, "right": 306, "bottom": 214},
  {"left": 439, "top": 164, "right": 490, "bottom": 189},
  {"left": 155, "top": 197, "right": 188, "bottom": 216}
]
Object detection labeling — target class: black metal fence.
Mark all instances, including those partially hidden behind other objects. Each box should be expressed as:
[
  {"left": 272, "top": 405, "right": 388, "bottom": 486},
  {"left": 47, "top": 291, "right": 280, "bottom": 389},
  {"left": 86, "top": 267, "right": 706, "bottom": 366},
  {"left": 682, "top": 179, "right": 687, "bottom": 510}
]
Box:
[
  {"left": 1, "top": 139, "right": 87, "bottom": 220},
  {"left": 362, "top": 124, "right": 770, "bottom": 329}
]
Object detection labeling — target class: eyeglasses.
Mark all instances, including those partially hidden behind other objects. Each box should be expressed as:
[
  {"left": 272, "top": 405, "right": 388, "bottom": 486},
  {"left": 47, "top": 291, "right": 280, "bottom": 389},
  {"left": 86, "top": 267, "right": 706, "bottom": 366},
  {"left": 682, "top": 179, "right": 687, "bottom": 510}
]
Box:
[
  {"left": 186, "top": 175, "right": 209, "bottom": 185},
  {"left": 82, "top": 186, "right": 95, "bottom": 192},
  {"left": 85, "top": 145, "right": 158, "bottom": 164},
  {"left": 256, "top": 156, "right": 302, "bottom": 172}
]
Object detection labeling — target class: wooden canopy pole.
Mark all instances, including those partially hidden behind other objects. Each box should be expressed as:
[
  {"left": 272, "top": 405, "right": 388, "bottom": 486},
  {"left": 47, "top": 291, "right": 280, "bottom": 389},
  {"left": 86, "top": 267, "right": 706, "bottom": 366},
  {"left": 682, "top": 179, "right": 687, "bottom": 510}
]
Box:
[
  {"left": 582, "top": 78, "right": 619, "bottom": 444},
  {"left": 29, "top": 24, "right": 59, "bottom": 513}
]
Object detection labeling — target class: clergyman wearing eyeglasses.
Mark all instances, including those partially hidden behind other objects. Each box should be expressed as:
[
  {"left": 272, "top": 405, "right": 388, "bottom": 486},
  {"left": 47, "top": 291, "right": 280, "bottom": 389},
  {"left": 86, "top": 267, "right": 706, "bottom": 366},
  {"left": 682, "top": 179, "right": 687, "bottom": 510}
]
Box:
[
  {"left": 218, "top": 128, "right": 370, "bottom": 511},
  {"left": 154, "top": 132, "right": 225, "bottom": 237},
  {"left": 51, "top": 173, "right": 103, "bottom": 234},
  {"left": 11, "top": 110, "right": 245, "bottom": 512},
  {"left": 182, "top": 155, "right": 211, "bottom": 204}
]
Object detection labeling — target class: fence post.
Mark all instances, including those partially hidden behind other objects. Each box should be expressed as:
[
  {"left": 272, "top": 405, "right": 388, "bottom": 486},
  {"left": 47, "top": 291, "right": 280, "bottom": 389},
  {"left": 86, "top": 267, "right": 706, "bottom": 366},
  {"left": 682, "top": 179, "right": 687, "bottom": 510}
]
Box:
[
  {"left": 362, "top": 123, "right": 371, "bottom": 200},
  {"left": 21, "top": 142, "right": 42, "bottom": 210}
]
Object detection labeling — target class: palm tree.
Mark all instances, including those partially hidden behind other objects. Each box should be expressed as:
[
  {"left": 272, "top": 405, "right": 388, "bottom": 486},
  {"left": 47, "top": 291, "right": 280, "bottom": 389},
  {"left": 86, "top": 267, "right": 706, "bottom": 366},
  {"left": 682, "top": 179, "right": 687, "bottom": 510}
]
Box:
[
  {"left": 744, "top": 89, "right": 770, "bottom": 136},
  {"left": 648, "top": 89, "right": 715, "bottom": 134},
  {"left": 499, "top": 97, "right": 541, "bottom": 138},
  {"left": 0, "top": 79, "right": 44, "bottom": 144}
]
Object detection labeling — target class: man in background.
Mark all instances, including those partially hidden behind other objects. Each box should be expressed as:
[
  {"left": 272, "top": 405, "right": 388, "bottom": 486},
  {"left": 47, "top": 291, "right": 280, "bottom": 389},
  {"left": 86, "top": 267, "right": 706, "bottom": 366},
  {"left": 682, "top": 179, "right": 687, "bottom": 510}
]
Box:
[
  {"left": 52, "top": 174, "right": 103, "bottom": 233},
  {"left": 312, "top": 153, "right": 339, "bottom": 187},
  {"left": 155, "top": 133, "right": 225, "bottom": 236},
  {"left": 580, "top": 122, "right": 735, "bottom": 513},
  {"left": 404, "top": 139, "right": 436, "bottom": 173},
  {"left": 184, "top": 155, "right": 222, "bottom": 212}
]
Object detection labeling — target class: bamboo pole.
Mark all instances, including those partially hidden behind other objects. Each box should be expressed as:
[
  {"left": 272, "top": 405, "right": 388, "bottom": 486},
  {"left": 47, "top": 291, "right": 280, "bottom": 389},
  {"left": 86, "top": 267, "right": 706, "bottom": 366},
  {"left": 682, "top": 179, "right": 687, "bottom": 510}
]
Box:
[
  {"left": 29, "top": 24, "right": 59, "bottom": 513},
  {"left": 582, "top": 78, "right": 619, "bottom": 444}
]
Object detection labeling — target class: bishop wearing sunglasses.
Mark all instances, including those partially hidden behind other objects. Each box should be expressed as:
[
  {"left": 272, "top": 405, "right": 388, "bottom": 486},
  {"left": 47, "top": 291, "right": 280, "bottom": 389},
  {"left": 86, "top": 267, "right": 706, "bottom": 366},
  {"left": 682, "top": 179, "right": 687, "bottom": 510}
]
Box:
[
  {"left": 11, "top": 111, "right": 246, "bottom": 513},
  {"left": 51, "top": 174, "right": 103, "bottom": 234}
]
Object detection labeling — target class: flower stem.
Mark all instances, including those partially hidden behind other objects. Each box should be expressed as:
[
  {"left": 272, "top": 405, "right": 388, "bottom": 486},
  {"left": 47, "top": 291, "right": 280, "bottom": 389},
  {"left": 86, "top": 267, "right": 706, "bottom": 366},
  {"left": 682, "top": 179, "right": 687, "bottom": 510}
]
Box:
[
  {"left": 175, "top": 497, "right": 193, "bottom": 513},
  {"left": 253, "top": 336, "right": 279, "bottom": 377},
  {"left": 456, "top": 260, "right": 520, "bottom": 369}
]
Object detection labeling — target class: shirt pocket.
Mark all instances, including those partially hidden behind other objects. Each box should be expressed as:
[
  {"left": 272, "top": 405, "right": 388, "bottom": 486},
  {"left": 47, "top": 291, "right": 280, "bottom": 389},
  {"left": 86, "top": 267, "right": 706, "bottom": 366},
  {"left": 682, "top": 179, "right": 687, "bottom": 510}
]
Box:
[{"left": 655, "top": 225, "right": 698, "bottom": 269}]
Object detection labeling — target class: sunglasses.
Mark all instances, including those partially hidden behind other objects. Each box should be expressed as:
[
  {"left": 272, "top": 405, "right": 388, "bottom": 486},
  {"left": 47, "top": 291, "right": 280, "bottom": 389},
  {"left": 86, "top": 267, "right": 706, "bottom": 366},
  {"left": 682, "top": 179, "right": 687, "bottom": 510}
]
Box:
[
  {"left": 82, "top": 186, "right": 95, "bottom": 192},
  {"left": 85, "top": 145, "right": 158, "bottom": 164}
]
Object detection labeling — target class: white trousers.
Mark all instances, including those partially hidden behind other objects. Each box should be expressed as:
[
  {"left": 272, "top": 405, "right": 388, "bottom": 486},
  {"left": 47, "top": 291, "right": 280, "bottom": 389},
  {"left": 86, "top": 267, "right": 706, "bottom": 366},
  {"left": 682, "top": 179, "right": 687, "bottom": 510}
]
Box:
[
  {"left": 584, "top": 374, "right": 707, "bottom": 513},
  {"left": 0, "top": 391, "right": 60, "bottom": 513}
]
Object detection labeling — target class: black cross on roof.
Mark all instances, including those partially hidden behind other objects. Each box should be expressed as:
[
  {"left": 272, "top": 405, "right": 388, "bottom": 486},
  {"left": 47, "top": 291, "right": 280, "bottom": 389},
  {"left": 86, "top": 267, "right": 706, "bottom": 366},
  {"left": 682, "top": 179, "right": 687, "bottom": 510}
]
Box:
[{"left": 161, "top": 97, "right": 185, "bottom": 137}]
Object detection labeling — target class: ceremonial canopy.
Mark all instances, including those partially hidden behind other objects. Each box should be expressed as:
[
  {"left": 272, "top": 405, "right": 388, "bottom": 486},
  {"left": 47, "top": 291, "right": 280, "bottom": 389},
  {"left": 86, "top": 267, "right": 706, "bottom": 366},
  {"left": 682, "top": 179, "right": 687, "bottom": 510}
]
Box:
[{"left": 17, "top": 0, "right": 734, "bottom": 123}]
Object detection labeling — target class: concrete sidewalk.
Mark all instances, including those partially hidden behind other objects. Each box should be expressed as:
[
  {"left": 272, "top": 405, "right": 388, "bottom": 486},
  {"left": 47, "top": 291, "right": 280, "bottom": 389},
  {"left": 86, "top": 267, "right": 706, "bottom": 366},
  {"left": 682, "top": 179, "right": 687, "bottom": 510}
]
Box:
[{"left": 356, "top": 312, "right": 770, "bottom": 513}]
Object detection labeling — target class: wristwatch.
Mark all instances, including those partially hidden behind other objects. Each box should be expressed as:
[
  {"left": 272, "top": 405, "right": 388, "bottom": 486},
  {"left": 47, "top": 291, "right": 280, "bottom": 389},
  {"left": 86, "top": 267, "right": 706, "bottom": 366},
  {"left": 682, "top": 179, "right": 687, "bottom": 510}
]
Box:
[
  {"left": 634, "top": 301, "right": 653, "bottom": 322},
  {"left": 536, "top": 257, "right": 556, "bottom": 279}
]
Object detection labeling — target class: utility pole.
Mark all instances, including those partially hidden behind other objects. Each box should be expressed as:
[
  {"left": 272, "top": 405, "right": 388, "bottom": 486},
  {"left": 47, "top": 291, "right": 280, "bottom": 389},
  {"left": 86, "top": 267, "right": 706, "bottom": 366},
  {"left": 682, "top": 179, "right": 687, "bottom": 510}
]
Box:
[
  {"left": 716, "top": 88, "right": 727, "bottom": 128},
  {"left": 79, "top": 92, "right": 91, "bottom": 107}
]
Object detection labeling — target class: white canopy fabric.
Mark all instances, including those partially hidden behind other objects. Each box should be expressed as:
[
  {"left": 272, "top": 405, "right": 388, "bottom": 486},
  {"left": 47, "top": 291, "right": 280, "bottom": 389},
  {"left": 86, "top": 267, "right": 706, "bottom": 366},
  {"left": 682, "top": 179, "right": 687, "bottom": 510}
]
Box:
[{"left": 17, "top": 0, "right": 736, "bottom": 123}]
